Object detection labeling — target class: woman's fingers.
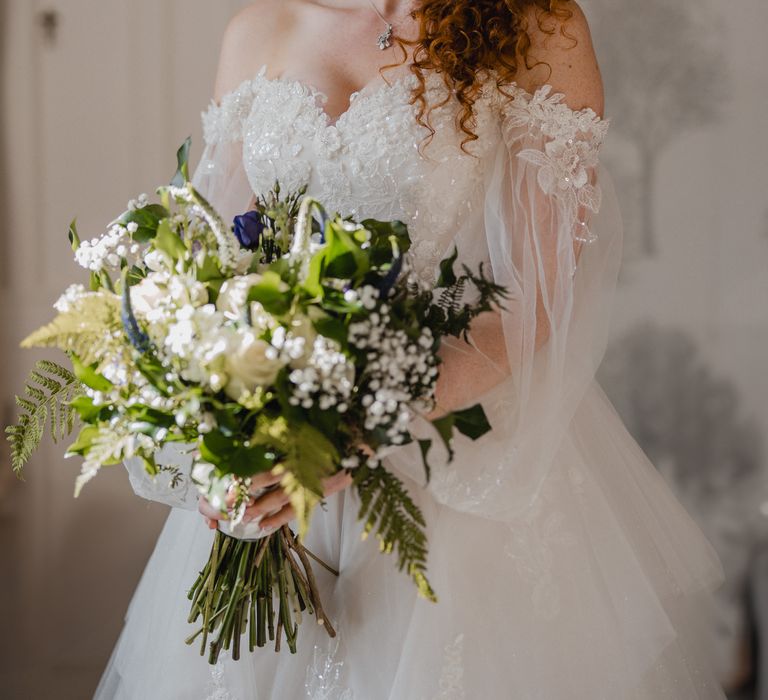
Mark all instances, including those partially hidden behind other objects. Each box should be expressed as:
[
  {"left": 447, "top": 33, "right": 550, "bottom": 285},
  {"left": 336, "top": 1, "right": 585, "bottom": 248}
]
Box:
[
  {"left": 245, "top": 487, "right": 291, "bottom": 521},
  {"left": 322, "top": 471, "right": 353, "bottom": 496},
  {"left": 199, "top": 495, "right": 224, "bottom": 521},
  {"left": 249, "top": 468, "right": 284, "bottom": 491},
  {"left": 259, "top": 504, "right": 295, "bottom": 531},
  {"left": 200, "top": 469, "right": 353, "bottom": 528}
]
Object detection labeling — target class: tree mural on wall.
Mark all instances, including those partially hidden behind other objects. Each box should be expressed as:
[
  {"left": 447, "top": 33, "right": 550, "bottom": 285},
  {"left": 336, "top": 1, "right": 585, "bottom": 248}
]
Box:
[
  {"left": 598, "top": 321, "right": 767, "bottom": 693},
  {"left": 598, "top": 322, "right": 762, "bottom": 497},
  {"left": 586, "top": 0, "right": 727, "bottom": 256}
]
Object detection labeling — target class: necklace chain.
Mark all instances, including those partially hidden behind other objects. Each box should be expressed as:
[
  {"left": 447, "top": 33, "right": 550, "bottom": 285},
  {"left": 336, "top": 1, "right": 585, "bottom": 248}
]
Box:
[{"left": 367, "top": 0, "right": 395, "bottom": 50}]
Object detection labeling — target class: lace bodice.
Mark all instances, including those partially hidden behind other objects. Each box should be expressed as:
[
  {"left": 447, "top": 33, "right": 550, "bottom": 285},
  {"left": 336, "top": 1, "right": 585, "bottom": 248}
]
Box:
[
  {"left": 199, "top": 64, "right": 609, "bottom": 282},
  {"left": 188, "top": 62, "right": 621, "bottom": 524}
]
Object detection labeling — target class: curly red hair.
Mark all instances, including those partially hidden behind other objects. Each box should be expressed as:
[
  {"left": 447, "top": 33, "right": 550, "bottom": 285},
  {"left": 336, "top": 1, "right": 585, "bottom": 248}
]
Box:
[{"left": 385, "top": 0, "right": 576, "bottom": 151}]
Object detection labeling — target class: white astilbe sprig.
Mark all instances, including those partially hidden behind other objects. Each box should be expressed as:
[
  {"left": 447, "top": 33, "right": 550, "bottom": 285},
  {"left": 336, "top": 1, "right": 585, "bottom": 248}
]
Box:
[
  {"left": 71, "top": 420, "right": 156, "bottom": 497},
  {"left": 168, "top": 184, "right": 238, "bottom": 272}
]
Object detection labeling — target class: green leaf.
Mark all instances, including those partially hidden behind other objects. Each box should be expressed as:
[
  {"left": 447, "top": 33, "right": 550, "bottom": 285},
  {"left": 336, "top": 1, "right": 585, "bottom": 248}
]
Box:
[
  {"left": 196, "top": 255, "right": 223, "bottom": 283},
  {"left": 353, "top": 464, "right": 435, "bottom": 601},
  {"left": 437, "top": 247, "right": 459, "bottom": 287},
  {"left": 451, "top": 403, "right": 492, "bottom": 441},
  {"left": 5, "top": 360, "right": 83, "bottom": 475},
  {"left": 302, "top": 250, "right": 325, "bottom": 298},
  {"left": 246, "top": 271, "right": 291, "bottom": 315},
  {"left": 68, "top": 395, "right": 103, "bottom": 422},
  {"left": 66, "top": 425, "right": 100, "bottom": 457},
  {"left": 71, "top": 355, "right": 113, "bottom": 393},
  {"left": 430, "top": 414, "right": 456, "bottom": 461},
  {"left": 311, "top": 315, "right": 348, "bottom": 346},
  {"left": 278, "top": 422, "right": 339, "bottom": 537},
  {"left": 140, "top": 454, "right": 159, "bottom": 477},
  {"left": 417, "top": 439, "right": 432, "bottom": 483},
  {"left": 171, "top": 137, "right": 192, "bottom": 186},
  {"left": 20, "top": 293, "right": 122, "bottom": 366},
  {"left": 68, "top": 219, "right": 81, "bottom": 252},
  {"left": 116, "top": 204, "right": 168, "bottom": 243},
  {"left": 200, "top": 430, "right": 273, "bottom": 479},
  {"left": 323, "top": 221, "right": 369, "bottom": 280},
  {"left": 154, "top": 219, "right": 187, "bottom": 263},
  {"left": 360, "top": 218, "right": 412, "bottom": 264}
]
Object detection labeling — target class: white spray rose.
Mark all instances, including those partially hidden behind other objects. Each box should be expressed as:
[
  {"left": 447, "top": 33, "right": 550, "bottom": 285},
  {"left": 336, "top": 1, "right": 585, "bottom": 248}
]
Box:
[
  {"left": 224, "top": 328, "right": 285, "bottom": 400},
  {"left": 130, "top": 276, "right": 166, "bottom": 316},
  {"left": 280, "top": 313, "right": 317, "bottom": 368},
  {"left": 216, "top": 274, "right": 263, "bottom": 320}
]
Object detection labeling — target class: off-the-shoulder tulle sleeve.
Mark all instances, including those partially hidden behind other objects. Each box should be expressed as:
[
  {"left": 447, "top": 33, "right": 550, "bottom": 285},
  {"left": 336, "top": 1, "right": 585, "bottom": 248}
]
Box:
[
  {"left": 193, "top": 80, "right": 258, "bottom": 224},
  {"left": 389, "top": 83, "right": 624, "bottom": 522},
  {"left": 123, "top": 87, "right": 258, "bottom": 509}
]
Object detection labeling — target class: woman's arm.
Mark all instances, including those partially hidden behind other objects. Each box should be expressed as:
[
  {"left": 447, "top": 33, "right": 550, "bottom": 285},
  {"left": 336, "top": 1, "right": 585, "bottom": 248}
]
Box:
[{"left": 431, "top": 2, "right": 605, "bottom": 417}]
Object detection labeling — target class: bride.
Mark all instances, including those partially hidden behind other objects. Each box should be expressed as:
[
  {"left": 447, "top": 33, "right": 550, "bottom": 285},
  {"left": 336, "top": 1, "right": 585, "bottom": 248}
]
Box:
[{"left": 96, "top": 0, "right": 727, "bottom": 697}]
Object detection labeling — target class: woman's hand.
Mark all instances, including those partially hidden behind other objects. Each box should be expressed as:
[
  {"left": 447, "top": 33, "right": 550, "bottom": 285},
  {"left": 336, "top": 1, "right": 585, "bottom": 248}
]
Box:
[{"left": 198, "top": 469, "right": 353, "bottom": 532}]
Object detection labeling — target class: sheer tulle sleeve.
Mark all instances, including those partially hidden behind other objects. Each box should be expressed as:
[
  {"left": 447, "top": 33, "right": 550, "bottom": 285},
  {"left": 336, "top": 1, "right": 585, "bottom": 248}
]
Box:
[
  {"left": 389, "top": 84, "right": 623, "bottom": 522},
  {"left": 123, "top": 85, "right": 257, "bottom": 510}
]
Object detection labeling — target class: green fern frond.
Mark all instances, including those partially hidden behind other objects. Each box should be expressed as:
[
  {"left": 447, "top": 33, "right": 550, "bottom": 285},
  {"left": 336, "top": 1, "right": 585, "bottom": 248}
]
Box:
[
  {"left": 353, "top": 464, "right": 436, "bottom": 602},
  {"left": 21, "top": 293, "right": 122, "bottom": 365},
  {"left": 5, "top": 360, "right": 84, "bottom": 475}
]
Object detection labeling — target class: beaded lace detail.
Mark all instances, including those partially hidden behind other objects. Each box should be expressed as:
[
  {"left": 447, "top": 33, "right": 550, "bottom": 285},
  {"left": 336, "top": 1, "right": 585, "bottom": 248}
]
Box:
[
  {"left": 200, "top": 67, "right": 610, "bottom": 280},
  {"left": 305, "top": 638, "right": 353, "bottom": 699},
  {"left": 434, "top": 633, "right": 466, "bottom": 700},
  {"left": 496, "top": 83, "right": 610, "bottom": 239}
]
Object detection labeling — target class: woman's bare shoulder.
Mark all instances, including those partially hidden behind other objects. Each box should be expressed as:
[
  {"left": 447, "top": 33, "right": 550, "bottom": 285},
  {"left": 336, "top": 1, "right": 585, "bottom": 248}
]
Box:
[
  {"left": 213, "top": 1, "right": 291, "bottom": 102},
  {"left": 511, "top": 1, "right": 604, "bottom": 117}
]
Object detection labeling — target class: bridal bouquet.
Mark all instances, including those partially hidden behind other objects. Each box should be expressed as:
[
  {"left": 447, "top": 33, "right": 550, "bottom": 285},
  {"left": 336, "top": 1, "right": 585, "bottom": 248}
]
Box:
[{"left": 7, "top": 141, "right": 506, "bottom": 663}]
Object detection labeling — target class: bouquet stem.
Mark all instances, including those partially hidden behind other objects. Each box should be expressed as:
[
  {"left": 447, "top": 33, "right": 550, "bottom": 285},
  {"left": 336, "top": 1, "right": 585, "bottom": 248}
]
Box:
[{"left": 186, "top": 526, "right": 337, "bottom": 664}]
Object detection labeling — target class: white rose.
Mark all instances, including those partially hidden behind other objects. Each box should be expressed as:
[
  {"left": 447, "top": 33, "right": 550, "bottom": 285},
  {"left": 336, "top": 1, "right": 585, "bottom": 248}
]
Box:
[
  {"left": 143, "top": 249, "right": 167, "bottom": 272},
  {"left": 130, "top": 276, "right": 166, "bottom": 316},
  {"left": 234, "top": 250, "right": 256, "bottom": 275},
  {"left": 283, "top": 313, "right": 317, "bottom": 368},
  {"left": 216, "top": 274, "right": 263, "bottom": 319},
  {"left": 224, "top": 329, "right": 284, "bottom": 400}
]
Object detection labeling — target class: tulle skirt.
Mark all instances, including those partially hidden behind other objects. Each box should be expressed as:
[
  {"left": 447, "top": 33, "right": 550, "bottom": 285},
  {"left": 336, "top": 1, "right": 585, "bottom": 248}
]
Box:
[{"left": 95, "top": 382, "right": 726, "bottom": 699}]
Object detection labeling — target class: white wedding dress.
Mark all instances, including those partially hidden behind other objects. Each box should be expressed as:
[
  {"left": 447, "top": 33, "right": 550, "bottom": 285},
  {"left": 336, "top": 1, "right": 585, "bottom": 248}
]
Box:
[{"left": 95, "top": 64, "right": 727, "bottom": 699}]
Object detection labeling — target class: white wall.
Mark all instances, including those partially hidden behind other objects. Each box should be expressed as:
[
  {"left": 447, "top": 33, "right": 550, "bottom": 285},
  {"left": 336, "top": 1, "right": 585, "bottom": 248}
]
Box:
[
  {"left": 0, "top": 1, "right": 246, "bottom": 696},
  {"left": 583, "top": 0, "right": 768, "bottom": 690}
]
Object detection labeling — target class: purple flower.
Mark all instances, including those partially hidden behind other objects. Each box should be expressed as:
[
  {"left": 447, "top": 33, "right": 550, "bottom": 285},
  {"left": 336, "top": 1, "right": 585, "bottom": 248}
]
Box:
[{"left": 233, "top": 211, "right": 265, "bottom": 251}]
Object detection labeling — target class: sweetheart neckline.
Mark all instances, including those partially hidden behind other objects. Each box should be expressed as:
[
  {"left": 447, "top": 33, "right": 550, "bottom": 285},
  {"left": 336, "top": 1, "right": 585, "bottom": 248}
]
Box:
[
  {"left": 205, "top": 63, "right": 608, "bottom": 138},
  {"left": 213, "top": 63, "right": 419, "bottom": 129}
]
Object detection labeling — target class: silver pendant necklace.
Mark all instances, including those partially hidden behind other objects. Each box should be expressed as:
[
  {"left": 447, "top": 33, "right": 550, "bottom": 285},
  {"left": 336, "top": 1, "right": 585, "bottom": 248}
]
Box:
[{"left": 367, "top": 0, "right": 394, "bottom": 50}]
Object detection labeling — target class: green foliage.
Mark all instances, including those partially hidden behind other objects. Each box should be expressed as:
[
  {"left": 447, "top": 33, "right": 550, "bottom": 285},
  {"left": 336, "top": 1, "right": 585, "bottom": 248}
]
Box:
[
  {"left": 430, "top": 403, "right": 492, "bottom": 462},
  {"left": 431, "top": 258, "right": 509, "bottom": 341},
  {"left": 20, "top": 292, "right": 122, "bottom": 365},
  {"left": 5, "top": 361, "right": 84, "bottom": 475},
  {"left": 68, "top": 219, "right": 81, "bottom": 252},
  {"left": 353, "top": 464, "right": 436, "bottom": 602},
  {"left": 277, "top": 422, "right": 339, "bottom": 537},
  {"left": 154, "top": 218, "right": 188, "bottom": 264},
  {"left": 171, "top": 137, "right": 192, "bottom": 186},
  {"left": 200, "top": 429, "right": 274, "bottom": 479},
  {"left": 246, "top": 271, "right": 292, "bottom": 316}
]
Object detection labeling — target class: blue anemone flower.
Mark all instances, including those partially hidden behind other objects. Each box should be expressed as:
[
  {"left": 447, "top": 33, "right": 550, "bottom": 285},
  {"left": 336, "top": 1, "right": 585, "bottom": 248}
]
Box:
[{"left": 233, "top": 210, "right": 266, "bottom": 251}]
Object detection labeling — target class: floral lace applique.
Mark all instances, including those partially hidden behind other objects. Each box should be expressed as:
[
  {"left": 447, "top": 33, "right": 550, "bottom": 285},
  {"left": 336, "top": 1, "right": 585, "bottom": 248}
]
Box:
[
  {"left": 434, "top": 633, "right": 466, "bottom": 700},
  {"left": 200, "top": 67, "right": 494, "bottom": 262},
  {"left": 409, "top": 239, "right": 443, "bottom": 285},
  {"left": 505, "top": 496, "right": 578, "bottom": 620},
  {"left": 496, "top": 82, "right": 610, "bottom": 243},
  {"left": 201, "top": 74, "right": 261, "bottom": 145},
  {"left": 205, "top": 654, "right": 235, "bottom": 700},
  {"left": 305, "top": 638, "right": 353, "bottom": 700}
]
